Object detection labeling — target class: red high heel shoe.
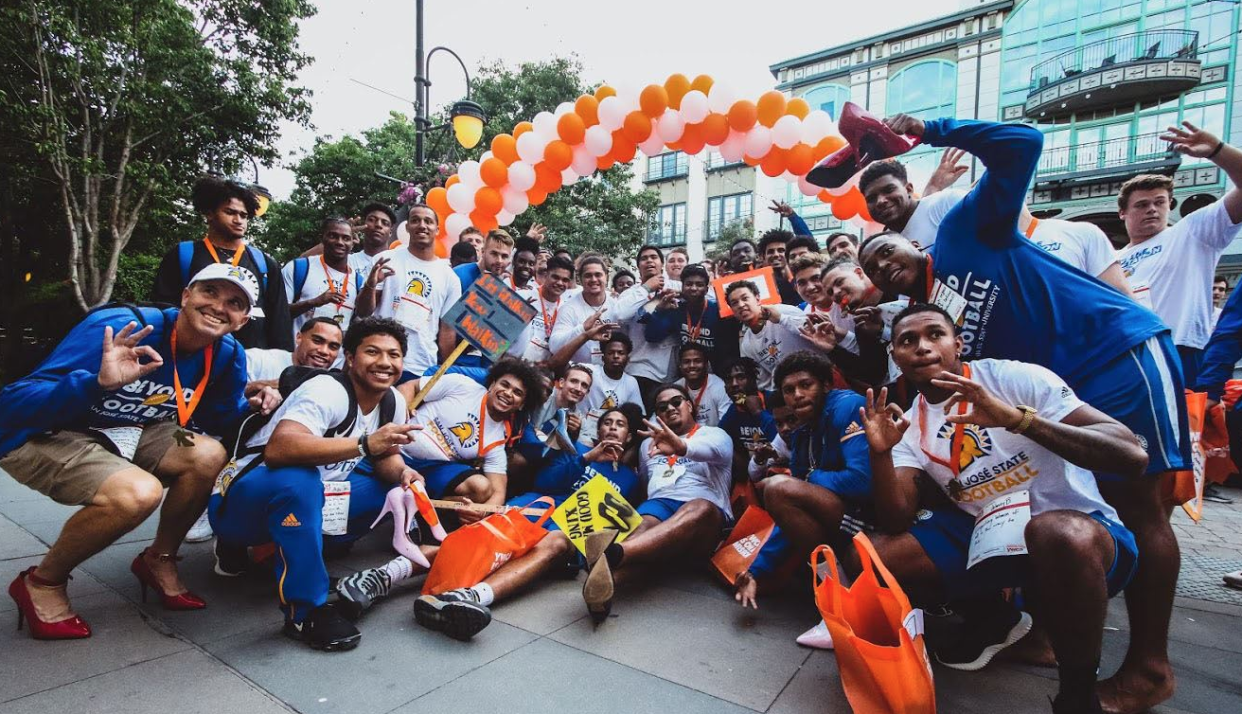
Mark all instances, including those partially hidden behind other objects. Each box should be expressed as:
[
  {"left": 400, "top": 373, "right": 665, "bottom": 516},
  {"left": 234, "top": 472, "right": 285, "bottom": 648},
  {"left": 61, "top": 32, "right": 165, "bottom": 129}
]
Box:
[
  {"left": 807, "top": 102, "right": 920, "bottom": 189},
  {"left": 8, "top": 567, "right": 92, "bottom": 640},
  {"left": 130, "top": 549, "right": 206, "bottom": 610}
]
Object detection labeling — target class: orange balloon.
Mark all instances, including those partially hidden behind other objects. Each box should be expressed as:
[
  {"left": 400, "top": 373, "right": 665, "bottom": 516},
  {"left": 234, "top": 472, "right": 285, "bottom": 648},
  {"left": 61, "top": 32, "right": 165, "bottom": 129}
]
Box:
[
  {"left": 786, "top": 97, "right": 811, "bottom": 119},
  {"left": 742, "top": 154, "right": 761, "bottom": 167},
  {"left": 757, "top": 91, "right": 787, "bottom": 128},
  {"left": 513, "top": 121, "right": 534, "bottom": 139},
  {"left": 664, "top": 74, "right": 691, "bottom": 109},
  {"left": 475, "top": 186, "right": 503, "bottom": 215},
  {"left": 785, "top": 143, "right": 814, "bottom": 175},
  {"left": 426, "top": 186, "right": 450, "bottom": 215},
  {"left": 575, "top": 94, "right": 600, "bottom": 126},
  {"left": 817, "top": 189, "right": 835, "bottom": 203},
  {"left": 491, "top": 134, "right": 519, "bottom": 165},
  {"left": 610, "top": 132, "right": 637, "bottom": 163},
  {"left": 680, "top": 123, "right": 705, "bottom": 155},
  {"left": 727, "top": 100, "right": 757, "bottom": 132},
  {"left": 435, "top": 234, "right": 450, "bottom": 259},
  {"left": 527, "top": 187, "right": 548, "bottom": 206},
  {"left": 832, "top": 195, "right": 854, "bottom": 220},
  {"left": 690, "top": 74, "right": 714, "bottom": 94},
  {"left": 621, "top": 111, "right": 652, "bottom": 143},
  {"left": 557, "top": 113, "right": 586, "bottom": 145},
  {"left": 857, "top": 199, "right": 873, "bottom": 223},
  {"left": 534, "top": 162, "right": 562, "bottom": 193},
  {"left": 544, "top": 140, "right": 573, "bottom": 171},
  {"left": 701, "top": 113, "right": 730, "bottom": 146},
  {"left": 470, "top": 209, "right": 499, "bottom": 232},
  {"left": 445, "top": 175, "right": 461, "bottom": 188},
  {"left": 814, "top": 135, "right": 846, "bottom": 160},
  {"left": 760, "top": 147, "right": 787, "bottom": 177},
  {"left": 597, "top": 155, "right": 616, "bottom": 171},
  {"left": 594, "top": 84, "right": 616, "bottom": 101},
  {"left": 639, "top": 84, "right": 669, "bottom": 117},
  {"left": 480, "top": 158, "right": 509, "bottom": 188}
]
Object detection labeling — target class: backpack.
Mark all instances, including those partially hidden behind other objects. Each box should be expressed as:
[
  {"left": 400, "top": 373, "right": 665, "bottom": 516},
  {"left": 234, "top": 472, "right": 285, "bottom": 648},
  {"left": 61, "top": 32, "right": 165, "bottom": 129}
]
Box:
[
  {"left": 177, "top": 241, "right": 270, "bottom": 291},
  {"left": 291, "top": 257, "right": 366, "bottom": 303}
]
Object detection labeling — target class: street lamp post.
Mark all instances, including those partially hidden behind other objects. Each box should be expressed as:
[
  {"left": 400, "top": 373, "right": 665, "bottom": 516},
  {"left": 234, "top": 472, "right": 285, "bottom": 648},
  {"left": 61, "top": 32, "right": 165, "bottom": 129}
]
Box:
[{"left": 413, "top": 0, "right": 485, "bottom": 167}]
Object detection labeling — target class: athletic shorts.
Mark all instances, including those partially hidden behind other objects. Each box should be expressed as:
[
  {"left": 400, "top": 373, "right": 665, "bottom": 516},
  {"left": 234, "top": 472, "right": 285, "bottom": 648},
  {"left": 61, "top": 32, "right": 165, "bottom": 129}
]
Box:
[
  {"left": 399, "top": 455, "right": 481, "bottom": 499},
  {"left": 909, "top": 506, "right": 1138, "bottom": 599},
  {"left": 1074, "top": 332, "right": 1191, "bottom": 479},
  {"left": 0, "top": 422, "right": 182, "bottom": 506},
  {"left": 636, "top": 497, "right": 731, "bottom": 525}
]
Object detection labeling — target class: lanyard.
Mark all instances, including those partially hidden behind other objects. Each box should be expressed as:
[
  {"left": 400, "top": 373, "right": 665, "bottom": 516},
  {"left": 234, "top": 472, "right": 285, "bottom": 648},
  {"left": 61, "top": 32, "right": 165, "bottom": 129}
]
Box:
[
  {"left": 169, "top": 326, "right": 213, "bottom": 428},
  {"left": 687, "top": 380, "right": 708, "bottom": 416},
  {"left": 916, "top": 363, "right": 971, "bottom": 476},
  {"left": 685, "top": 304, "right": 706, "bottom": 343},
  {"left": 202, "top": 237, "right": 245, "bottom": 267},
  {"left": 539, "top": 292, "right": 559, "bottom": 338},
  {"left": 1024, "top": 218, "right": 1040, "bottom": 238},
  {"left": 476, "top": 393, "right": 512, "bottom": 456},
  {"left": 924, "top": 254, "right": 935, "bottom": 302},
  {"left": 319, "top": 255, "right": 351, "bottom": 306},
  {"left": 666, "top": 423, "right": 700, "bottom": 471}
]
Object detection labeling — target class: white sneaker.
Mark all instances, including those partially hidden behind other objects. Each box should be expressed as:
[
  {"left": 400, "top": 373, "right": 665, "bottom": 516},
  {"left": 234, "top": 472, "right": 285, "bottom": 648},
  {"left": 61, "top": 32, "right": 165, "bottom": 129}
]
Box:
[
  {"left": 185, "top": 509, "right": 213, "bottom": 543},
  {"left": 796, "top": 620, "right": 834, "bottom": 650}
]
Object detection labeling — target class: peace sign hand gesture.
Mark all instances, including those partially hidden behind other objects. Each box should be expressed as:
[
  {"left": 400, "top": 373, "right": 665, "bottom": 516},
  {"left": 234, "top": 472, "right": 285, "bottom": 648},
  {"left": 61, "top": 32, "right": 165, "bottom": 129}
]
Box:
[
  {"left": 98, "top": 322, "right": 164, "bottom": 391},
  {"left": 859, "top": 387, "right": 909, "bottom": 454},
  {"left": 639, "top": 417, "right": 687, "bottom": 457},
  {"left": 929, "top": 371, "right": 1024, "bottom": 430}
]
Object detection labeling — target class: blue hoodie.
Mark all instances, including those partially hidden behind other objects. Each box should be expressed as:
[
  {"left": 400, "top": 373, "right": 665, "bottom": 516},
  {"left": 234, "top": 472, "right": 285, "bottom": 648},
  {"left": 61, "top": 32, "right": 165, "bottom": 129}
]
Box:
[
  {"left": 920, "top": 119, "right": 1167, "bottom": 386},
  {"left": 0, "top": 306, "right": 249, "bottom": 458},
  {"left": 1196, "top": 284, "right": 1242, "bottom": 404},
  {"left": 509, "top": 442, "right": 641, "bottom": 508}
]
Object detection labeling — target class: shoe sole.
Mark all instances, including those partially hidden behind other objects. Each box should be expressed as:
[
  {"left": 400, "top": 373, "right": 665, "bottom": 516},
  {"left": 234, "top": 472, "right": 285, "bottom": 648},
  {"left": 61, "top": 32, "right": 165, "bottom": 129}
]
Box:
[
  {"left": 583, "top": 556, "right": 613, "bottom": 621},
  {"left": 936, "top": 611, "right": 1032, "bottom": 672},
  {"left": 414, "top": 596, "right": 491, "bottom": 641},
  {"left": 213, "top": 558, "right": 245, "bottom": 578},
  {"left": 282, "top": 626, "right": 361, "bottom": 652},
  {"left": 334, "top": 582, "right": 375, "bottom": 622}
]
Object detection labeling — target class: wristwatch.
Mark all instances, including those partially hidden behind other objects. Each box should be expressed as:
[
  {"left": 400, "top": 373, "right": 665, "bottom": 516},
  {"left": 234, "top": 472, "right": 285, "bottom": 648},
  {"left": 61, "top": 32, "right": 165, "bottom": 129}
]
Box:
[{"left": 1008, "top": 405, "right": 1037, "bottom": 435}]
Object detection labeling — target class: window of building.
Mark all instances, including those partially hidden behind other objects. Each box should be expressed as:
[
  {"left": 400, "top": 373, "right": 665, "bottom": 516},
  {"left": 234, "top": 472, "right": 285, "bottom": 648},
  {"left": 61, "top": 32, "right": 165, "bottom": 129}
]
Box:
[
  {"left": 800, "top": 84, "right": 852, "bottom": 120},
  {"left": 646, "top": 152, "right": 688, "bottom": 181},
  {"left": 886, "top": 61, "right": 957, "bottom": 119},
  {"left": 649, "top": 203, "right": 687, "bottom": 247},
  {"left": 706, "top": 150, "right": 745, "bottom": 170},
  {"left": 707, "top": 193, "right": 753, "bottom": 242}
]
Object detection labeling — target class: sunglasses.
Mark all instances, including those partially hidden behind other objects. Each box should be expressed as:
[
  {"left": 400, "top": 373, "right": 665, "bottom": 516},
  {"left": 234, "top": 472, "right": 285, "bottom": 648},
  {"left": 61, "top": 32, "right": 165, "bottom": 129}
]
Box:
[{"left": 654, "top": 395, "right": 688, "bottom": 413}]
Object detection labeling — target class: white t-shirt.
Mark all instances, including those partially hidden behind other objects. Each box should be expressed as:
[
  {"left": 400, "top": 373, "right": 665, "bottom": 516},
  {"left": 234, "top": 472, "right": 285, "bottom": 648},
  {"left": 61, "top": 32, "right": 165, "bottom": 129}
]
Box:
[
  {"left": 372, "top": 248, "right": 462, "bottom": 375},
  {"left": 638, "top": 426, "right": 734, "bottom": 515},
  {"left": 400, "top": 374, "right": 508, "bottom": 474},
  {"left": 348, "top": 250, "right": 381, "bottom": 279},
  {"left": 282, "top": 258, "right": 360, "bottom": 338},
  {"left": 891, "top": 359, "right": 1118, "bottom": 522},
  {"left": 548, "top": 290, "right": 627, "bottom": 365},
  {"left": 899, "top": 188, "right": 967, "bottom": 249},
  {"left": 1027, "top": 218, "right": 1117, "bottom": 278},
  {"left": 245, "top": 348, "right": 293, "bottom": 383},
  {"left": 582, "top": 363, "right": 643, "bottom": 414},
  {"left": 740, "top": 305, "right": 819, "bottom": 391},
  {"left": 522, "top": 291, "right": 564, "bottom": 363},
  {"left": 676, "top": 374, "right": 730, "bottom": 427},
  {"left": 804, "top": 303, "right": 859, "bottom": 355},
  {"left": 1116, "top": 200, "right": 1242, "bottom": 349},
  {"left": 240, "top": 374, "right": 408, "bottom": 483},
  {"left": 625, "top": 289, "right": 679, "bottom": 383}
]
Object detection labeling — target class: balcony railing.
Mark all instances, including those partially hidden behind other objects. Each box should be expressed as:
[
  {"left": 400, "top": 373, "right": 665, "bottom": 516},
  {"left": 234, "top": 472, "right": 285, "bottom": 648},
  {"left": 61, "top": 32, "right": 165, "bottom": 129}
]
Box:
[
  {"left": 1029, "top": 29, "right": 1198, "bottom": 93},
  {"left": 1036, "top": 131, "right": 1178, "bottom": 182}
]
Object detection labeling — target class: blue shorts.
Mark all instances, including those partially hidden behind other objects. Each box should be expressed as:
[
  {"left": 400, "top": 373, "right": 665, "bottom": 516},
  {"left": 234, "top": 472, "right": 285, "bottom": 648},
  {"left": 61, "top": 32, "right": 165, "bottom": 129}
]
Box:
[
  {"left": 399, "top": 456, "right": 480, "bottom": 499},
  {"left": 909, "top": 507, "right": 1138, "bottom": 600},
  {"left": 636, "top": 497, "right": 731, "bottom": 525},
  {"left": 813, "top": 470, "right": 873, "bottom": 503},
  {"left": 1075, "top": 332, "right": 1190, "bottom": 479}
]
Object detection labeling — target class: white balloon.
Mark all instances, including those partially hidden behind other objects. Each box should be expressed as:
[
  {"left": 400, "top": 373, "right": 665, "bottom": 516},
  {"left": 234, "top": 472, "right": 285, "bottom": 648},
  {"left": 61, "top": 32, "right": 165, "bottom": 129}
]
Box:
[
  {"left": 561, "top": 168, "right": 579, "bottom": 186},
  {"left": 707, "top": 83, "right": 736, "bottom": 115},
  {"left": 798, "top": 175, "right": 820, "bottom": 196},
  {"left": 446, "top": 183, "right": 474, "bottom": 214},
  {"left": 719, "top": 130, "right": 745, "bottom": 162},
  {"left": 507, "top": 161, "right": 536, "bottom": 192},
  {"left": 779, "top": 170, "right": 798, "bottom": 183},
  {"left": 571, "top": 144, "right": 597, "bottom": 176},
  {"left": 516, "top": 132, "right": 545, "bottom": 165},
  {"left": 598, "top": 96, "right": 626, "bottom": 131},
  {"left": 679, "top": 90, "right": 709, "bottom": 123},
  {"left": 478, "top": 150, "right": 494, "bottom": 164},
  {"left": 445, "top": 213, "right": 471, "bottom": 240},
  {"left": 656, "top": 111, "right": 685, "bottom": 143},
  {"left": 743, "top": 126, "right": 772, "bottom": 158},
  {"left": 533, "top": 111, "right": 556, "bottom": 135},
  {"left": 638, "top": 133, "right": 665, "bottom": 158},
  {"left": 501, "top": 185, "right": 529, "bottom": 214},
  {"left": 584, "top": 125, "right": 613, "bottom": 157},
  {"left": 772, "top": 115, "right": 802, "bottom": 150},
  {"left": 457, "top": 160, "right": 482, "bottom": 186},
  {"left": 554, "top": 102, "right": 575, "bottom": 117},
  {"left": 497, "top": 209, "right": 515, "bottom": 227},
  {"left": 800, "top": 109, "right": 833, "bottom": 144}
]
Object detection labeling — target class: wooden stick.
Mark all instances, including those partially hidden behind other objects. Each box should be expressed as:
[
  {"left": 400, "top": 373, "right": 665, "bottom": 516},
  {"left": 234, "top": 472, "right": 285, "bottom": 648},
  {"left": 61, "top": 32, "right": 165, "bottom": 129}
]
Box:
[
  {"left": 429, "top": 498, "right": 550, "bottom": 517},
  {"left": 408, "top": 340, "right": 470, "bottom": 412}
]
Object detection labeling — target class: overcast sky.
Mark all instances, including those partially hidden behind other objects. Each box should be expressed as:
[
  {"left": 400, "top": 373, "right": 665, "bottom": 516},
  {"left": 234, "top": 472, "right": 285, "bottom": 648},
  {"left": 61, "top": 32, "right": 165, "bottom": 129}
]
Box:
[{"left": 266, "top": 0, "right": 966, "bottom": 198}]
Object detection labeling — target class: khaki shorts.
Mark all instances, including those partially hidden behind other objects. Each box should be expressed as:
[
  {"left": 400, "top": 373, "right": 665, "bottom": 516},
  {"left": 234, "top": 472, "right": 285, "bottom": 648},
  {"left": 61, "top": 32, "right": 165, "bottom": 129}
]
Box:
[{"left": 0, "top": 422, "right": 181, "bottom": 506}]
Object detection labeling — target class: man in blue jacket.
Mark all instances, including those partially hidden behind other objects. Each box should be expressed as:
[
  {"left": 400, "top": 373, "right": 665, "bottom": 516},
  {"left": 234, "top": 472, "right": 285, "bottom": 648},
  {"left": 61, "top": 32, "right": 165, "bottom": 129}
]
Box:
[
  {"left": 0, "top": 264, "right": 260, "bottom": 640},
  {"left": 1197, "top": 282, "right": 1242, "bottom": 589},
  {"left": 645, "top": 265, "right": 722, "bottom": 373},
  {"left": 858, "top": 116, "right": 1185, "bottom": 714}
]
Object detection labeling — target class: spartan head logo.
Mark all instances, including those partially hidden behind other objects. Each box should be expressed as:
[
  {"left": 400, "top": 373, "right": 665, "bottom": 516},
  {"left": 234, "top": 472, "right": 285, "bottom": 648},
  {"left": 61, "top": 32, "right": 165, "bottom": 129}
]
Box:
[
  {"left": 405, "top": 272, "right": 431, "bottom": 297},
  {"left": 449, "top": 421, "right": 475, "bottom": 444},
  {"left": 937, "top": 422, "right": 992, "bottom": 472}
]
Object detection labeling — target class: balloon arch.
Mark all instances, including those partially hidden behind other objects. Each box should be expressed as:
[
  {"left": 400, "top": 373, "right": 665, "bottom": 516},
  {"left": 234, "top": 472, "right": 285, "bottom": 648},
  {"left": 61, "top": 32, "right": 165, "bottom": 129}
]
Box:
[{"left": 424, "top": 74, "right": 874, "bottom": 258}]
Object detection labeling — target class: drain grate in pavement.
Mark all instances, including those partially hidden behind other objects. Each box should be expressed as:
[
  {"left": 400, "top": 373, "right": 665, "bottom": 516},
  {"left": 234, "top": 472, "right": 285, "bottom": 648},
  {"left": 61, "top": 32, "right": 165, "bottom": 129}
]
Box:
[{"left": 1178, "top": 553, "right": 1242, "bottom": 606}]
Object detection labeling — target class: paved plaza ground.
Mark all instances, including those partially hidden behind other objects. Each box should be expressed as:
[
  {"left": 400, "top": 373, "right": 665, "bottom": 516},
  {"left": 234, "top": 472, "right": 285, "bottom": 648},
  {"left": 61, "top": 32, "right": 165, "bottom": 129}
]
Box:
[{"left": 2, "top": 470, "right": 1241, "bottom": 714}]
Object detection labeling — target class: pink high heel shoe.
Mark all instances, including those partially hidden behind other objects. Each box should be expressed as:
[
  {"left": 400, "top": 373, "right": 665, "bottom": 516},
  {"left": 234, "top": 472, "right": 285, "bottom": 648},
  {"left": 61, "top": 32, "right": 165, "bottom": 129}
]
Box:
[{"left": 371, "top": 487, "right": 432, "bottom": 567}]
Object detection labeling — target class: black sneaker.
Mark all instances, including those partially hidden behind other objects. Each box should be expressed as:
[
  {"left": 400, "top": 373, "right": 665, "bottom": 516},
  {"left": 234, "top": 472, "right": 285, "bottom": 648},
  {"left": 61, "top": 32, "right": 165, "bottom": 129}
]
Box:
[
  {"left": 283, "top": 603, "right": 361, "bottom": 651},
  {"left": 1051, "top": 692, "right": 1103, "bottom": 714},
  {"left": 213, "top": 540, "right": 250, "bottom": 577},
  {"left": 935, "top": 606, "right": 1031, "bottom": 671},
  {"left": 414, "top": 593, "right": 491, "bottom": 640},
  {"left": 1204, "top": 484, "right": 1234, "bottom": 504},
  {"left": 335, "top": 567, "right": 392, "bottom": 621}
]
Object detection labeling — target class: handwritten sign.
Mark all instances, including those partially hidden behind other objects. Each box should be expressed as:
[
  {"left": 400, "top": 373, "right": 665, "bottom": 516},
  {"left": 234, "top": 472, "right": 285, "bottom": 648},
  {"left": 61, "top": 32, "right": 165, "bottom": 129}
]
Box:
[
  {"left": 551, "top": 474, "right": 643, "bottom": 556},
  {"left": 442, "top": 273, "right": 537, "bottom": 362},
  {"left": 713, "top": 266, "right": 780, "bottom": 318},
  {"left": 967, "top": 489, "right": 1031, "bottom": 569}
]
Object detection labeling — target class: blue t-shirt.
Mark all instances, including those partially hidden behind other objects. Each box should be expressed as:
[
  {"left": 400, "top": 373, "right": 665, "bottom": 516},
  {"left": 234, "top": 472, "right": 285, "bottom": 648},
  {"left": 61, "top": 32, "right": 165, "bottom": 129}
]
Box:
[
  {"left": 921, "top": 119, "right": 1167, "bottom": 386},
  {"left": 453, "top": 262, "right": 482, "bottom": 293},
  {"left": 0, "top": 306, "right": 249, "bottom": 457},
  {"left": 718, "top": 395, "right": 777, "bottom": 461}
]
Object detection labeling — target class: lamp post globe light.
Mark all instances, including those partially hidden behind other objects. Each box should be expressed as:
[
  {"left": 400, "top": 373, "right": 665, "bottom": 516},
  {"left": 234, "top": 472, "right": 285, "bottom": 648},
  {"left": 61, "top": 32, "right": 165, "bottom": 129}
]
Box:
[{"left": 414, "top": 0, "right": 486, "bottom": 167}]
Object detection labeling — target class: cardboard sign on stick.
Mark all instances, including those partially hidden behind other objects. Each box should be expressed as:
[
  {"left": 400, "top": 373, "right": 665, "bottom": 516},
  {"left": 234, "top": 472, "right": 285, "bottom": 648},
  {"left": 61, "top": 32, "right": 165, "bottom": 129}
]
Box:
[
  {"left": 442, "top": 273, "right": 538, "bottom": 362},
  {"left": 551, "top": 474, "right": 643, "bottom": 556},
  {"left": 713, "top": 266, "right": 780, "bottom": 318}
]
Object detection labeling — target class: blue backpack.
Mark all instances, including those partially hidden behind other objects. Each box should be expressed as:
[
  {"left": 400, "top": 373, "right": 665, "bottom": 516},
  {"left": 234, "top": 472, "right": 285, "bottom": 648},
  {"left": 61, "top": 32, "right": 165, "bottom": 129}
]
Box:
[
  {"left": 177, "top": 241, "right": 270, "bottom": 292},
  {"left": 290, "top": 256, "right": 365, "bottom": 301}
]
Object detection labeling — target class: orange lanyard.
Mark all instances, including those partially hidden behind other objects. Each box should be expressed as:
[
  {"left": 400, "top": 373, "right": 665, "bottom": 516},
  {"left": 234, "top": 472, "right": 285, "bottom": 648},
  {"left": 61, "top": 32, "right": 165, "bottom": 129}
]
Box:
[
  {"left": 685, "top": 304, "right": 705, "bottom": 343},
  {"left": 202, "top": 237, "right": 245, "bottom": 267},
  {"left": 924, "top": 254, "right": 936, "bottom": 302},
  {"left": 1024, "top": 218, "right": 1040, "bottom": 238},
  {"left": 476, "top": 393, "right": 512, "bottom": 456},
  {"left": 917, "top": 363, "right": 970, "bottom": 476},
  {"left": 667, "top": 424, "right": 701, "bottom": 471},
  {"left": 539, "top": 291, "right": 559, "bottom": 338},
  {"left": 168, "top": 326, "right": 213, "bottom": 428},
  {"left": 687, "top": 380, "right": 708, "bottom": 416},
  {"left": 319, "top": 254, "right": 351, "bottom": 305}
]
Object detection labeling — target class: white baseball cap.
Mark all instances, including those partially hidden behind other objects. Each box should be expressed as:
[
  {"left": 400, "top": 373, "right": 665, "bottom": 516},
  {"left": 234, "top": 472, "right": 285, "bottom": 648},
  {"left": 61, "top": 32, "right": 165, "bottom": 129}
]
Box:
[{"left": 188, "top": 263, "right": 261, "bottom": 308}]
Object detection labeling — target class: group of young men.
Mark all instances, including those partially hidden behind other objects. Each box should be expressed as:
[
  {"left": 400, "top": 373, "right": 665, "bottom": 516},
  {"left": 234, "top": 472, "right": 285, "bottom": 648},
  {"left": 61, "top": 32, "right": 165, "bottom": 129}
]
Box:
[{"left": 3, "top": 112, "right": 1241, "bottom": 714}]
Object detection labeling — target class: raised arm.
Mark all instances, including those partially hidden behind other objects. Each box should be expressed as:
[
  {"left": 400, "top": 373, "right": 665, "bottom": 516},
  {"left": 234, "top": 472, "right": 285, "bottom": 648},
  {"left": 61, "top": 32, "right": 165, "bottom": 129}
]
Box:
[{"left": 860, "top": 387, "right": 921, "bottom": 533}]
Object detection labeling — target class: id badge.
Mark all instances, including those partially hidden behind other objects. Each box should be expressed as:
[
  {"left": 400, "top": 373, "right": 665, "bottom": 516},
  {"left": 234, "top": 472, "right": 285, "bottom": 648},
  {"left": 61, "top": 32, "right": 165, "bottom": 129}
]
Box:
[
  {"left": 1131, "top": 283, "right": 1154, "bottom": 310},
  {"left": 929, "top": 281, "right": 967, "bottom": 324},
  {"left": 90, "top": 426, "right": 143, "bottom": 461},
  {"left": 394, "top": 295, "right": 431, "bottom": 332},
  {"left": 966, "top": 489, "right": 1032, "bottom": 569},
  {"left": 321, "top": 481, "right": 351, "bottom": 536}
]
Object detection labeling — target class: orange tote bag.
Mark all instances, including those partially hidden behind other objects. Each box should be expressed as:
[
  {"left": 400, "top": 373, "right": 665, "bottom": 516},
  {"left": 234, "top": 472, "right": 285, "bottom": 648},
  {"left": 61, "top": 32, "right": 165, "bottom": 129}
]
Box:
[
  {"left": 813, "top": 533, "right": 936, "bottom": 714},
  {"left": 711, "top": 505, "right": 777, "bottom": 585},
  {"left": 422, "top": 497, "right": 554, "bottom": 595}
]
